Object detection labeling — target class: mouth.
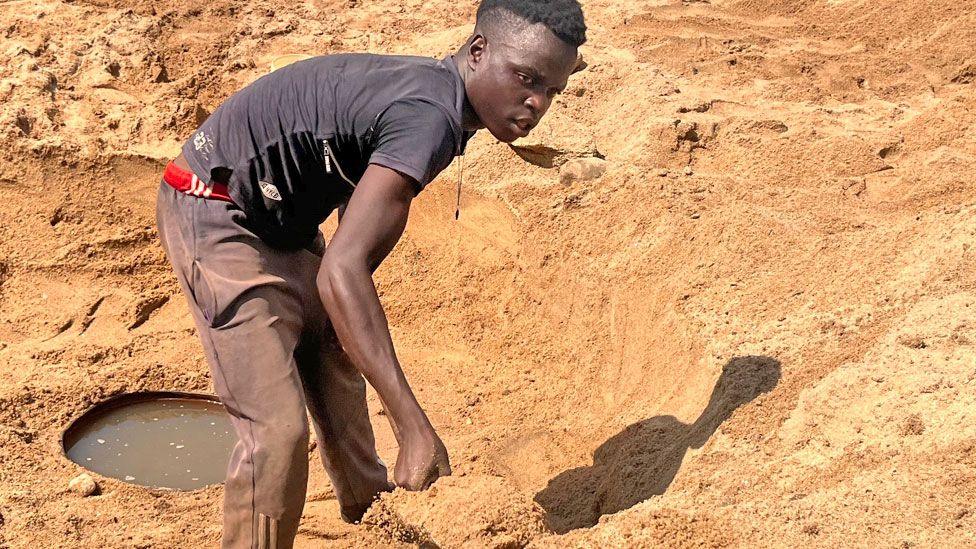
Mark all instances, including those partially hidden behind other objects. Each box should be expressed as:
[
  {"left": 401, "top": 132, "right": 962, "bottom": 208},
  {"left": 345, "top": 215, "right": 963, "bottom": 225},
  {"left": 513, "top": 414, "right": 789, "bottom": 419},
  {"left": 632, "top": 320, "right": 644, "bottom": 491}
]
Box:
[{"left": 510, "top": 119, "right": 534, "bottom": 138}]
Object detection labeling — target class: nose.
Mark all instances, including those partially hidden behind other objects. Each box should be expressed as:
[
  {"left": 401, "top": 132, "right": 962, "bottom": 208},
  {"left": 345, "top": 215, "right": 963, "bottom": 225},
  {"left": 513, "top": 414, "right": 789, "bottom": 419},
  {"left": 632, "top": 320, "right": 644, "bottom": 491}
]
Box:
[{"left": 523, "top": 92, "right": 550, "bottom": 118}]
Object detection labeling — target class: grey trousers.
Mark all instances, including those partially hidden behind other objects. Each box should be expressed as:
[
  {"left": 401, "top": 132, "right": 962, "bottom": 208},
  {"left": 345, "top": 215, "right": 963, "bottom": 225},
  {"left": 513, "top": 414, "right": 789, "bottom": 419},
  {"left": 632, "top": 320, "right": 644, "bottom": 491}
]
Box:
[{"left": 155, "top": 182, "right": 389, "bottom": 548}]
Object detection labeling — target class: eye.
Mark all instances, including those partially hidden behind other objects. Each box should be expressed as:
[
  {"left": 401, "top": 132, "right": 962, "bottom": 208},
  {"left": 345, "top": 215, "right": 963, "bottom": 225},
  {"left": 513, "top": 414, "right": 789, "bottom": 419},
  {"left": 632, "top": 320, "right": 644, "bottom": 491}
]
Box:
[{"left": 516, "top": 72, "right": 534, "bottom": 87}]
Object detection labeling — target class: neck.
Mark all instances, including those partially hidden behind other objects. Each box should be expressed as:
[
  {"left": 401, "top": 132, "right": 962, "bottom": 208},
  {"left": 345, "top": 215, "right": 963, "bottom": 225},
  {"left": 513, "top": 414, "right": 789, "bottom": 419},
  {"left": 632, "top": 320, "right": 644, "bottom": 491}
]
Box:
[{"left": 451, "top": 50, "right": 485, "bottom": 132}]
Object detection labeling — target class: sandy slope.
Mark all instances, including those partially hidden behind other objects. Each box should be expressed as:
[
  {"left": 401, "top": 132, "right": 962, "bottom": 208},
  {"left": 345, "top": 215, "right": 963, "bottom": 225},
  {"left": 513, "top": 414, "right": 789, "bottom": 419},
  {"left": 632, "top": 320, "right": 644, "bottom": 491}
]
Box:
[{"left": 0, "top": 0, "right": 974, "bottom": 547}]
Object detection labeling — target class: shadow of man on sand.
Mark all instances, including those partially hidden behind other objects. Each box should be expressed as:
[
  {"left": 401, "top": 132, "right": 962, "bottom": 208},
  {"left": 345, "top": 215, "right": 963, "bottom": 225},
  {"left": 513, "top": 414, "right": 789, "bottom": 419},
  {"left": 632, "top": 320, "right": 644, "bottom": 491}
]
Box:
[{"left": 535, "top": 355, "right": 781, "bottom": 533}]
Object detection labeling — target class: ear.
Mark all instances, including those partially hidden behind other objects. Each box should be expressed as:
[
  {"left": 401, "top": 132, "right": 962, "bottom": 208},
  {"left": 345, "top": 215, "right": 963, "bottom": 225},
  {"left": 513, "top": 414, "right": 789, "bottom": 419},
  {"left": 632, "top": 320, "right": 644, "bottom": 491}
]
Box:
[
  {"left": 571, "top": 52, "right": 587, "bottom": 74},
  {"left": 467, "top": 33, "right": 487, "bottom": 71}
]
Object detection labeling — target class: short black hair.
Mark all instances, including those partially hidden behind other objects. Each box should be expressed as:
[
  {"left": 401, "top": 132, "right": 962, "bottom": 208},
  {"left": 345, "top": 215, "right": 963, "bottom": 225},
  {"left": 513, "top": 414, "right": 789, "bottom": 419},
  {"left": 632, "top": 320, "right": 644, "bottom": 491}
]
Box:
[{"left": 477, "top": 0, "right": 587, "bottom": 48}]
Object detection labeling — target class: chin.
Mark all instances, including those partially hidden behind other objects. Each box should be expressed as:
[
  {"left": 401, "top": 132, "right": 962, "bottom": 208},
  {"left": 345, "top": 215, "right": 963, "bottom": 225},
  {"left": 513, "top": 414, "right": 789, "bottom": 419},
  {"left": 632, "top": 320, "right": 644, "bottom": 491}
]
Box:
[
  {"left": 486, "top": 123, "right": 521, "bottom": 144},
  {"left": 486, "top": 124, "right": 519, "bottom": 143}
]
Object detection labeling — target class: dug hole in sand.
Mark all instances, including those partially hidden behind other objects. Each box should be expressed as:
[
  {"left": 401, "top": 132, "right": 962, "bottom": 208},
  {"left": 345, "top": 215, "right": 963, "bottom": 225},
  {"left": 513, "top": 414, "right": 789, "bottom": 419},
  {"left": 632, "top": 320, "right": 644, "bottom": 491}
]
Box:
[
  {"left": 363, "top": 355, "right": 780, "bottom": 546},
  {"left": 0, "top": 0, "right": 975, "bottom": 547}
]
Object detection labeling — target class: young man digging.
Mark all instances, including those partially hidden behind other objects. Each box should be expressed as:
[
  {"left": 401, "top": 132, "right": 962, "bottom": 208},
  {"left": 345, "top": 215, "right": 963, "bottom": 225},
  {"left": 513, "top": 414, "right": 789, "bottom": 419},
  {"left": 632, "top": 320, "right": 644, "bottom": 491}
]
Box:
[{"left": 156, "top": 0, "right": 586, "bottom": 546}]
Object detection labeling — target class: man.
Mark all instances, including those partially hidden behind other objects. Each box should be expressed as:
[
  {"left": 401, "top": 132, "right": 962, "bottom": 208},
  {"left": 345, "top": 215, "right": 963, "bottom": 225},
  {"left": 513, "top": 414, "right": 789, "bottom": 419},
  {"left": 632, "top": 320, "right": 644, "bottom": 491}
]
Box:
[{"left": 156, "top": 0, "right": 586, "bottom": 546}]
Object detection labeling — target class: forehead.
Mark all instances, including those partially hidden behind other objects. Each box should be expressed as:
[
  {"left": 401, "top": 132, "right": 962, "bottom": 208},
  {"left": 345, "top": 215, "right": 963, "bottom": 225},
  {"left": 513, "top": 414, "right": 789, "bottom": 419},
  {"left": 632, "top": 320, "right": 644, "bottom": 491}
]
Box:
[{"left": 492, "top": 23, "right": 578, "bottom": 83}]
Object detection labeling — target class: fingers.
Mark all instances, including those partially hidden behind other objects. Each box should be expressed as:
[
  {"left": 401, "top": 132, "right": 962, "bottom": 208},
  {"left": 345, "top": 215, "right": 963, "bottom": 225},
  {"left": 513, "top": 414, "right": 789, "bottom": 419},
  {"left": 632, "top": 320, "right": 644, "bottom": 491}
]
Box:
[
  {"left": 437, "top": 456, "right": 452, "bottom": 477},
  {"left": 397, "top": 477, "right": 425, "bottom": 491},
  {"left": 416, "top": 457, "right": 451, "bottom": 489},
  {"left": 395, "top": 464, "right": 448, "bottom": 491},
  {"left": 393, "top": 469, "right": 425, "bottom": 491},
  {"left": 392, "top": 436, "right": 451, "bottom": 490},
  {"left": 412, "top": 466, "right": 441, "bottom": 491},
  {"left": 418, "top": 469, "right": 439, "bottom": 491}
]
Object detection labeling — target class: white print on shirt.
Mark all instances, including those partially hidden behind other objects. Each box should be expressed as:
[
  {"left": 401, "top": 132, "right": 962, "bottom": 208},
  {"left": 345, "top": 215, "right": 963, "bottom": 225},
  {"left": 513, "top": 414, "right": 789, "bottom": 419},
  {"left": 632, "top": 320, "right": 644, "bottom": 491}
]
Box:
[
  {"left": 193, "top": 131, "right": 215, "bottom": 159},
  {"left": 259, "top": 180, "right": 282, "bottom": 201}
]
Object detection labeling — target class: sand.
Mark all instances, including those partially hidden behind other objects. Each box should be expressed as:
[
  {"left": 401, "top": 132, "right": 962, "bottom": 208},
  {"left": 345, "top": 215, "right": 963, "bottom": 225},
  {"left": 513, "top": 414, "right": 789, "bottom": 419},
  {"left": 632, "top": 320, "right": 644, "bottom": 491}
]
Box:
[{"left": 0, "top": 0, "right": 974, "bottom": 547}]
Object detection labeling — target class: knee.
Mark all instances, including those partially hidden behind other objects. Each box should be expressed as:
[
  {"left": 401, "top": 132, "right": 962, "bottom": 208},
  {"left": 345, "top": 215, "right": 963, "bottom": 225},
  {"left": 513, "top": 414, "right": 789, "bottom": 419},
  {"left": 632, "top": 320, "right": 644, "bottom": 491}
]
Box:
[
  {"left": 278, "top": 413, "right": 310, "bottom": 452},
  {"left": 256, "top": 408, "right": 309, "bottom": 457}
]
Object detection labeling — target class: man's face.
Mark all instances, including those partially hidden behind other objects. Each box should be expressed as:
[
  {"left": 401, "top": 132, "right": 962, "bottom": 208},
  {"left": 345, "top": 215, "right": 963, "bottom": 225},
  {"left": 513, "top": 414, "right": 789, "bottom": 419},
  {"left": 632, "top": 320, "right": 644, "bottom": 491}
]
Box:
[{"left": 465, "top": 22, "right": 579, "bottom": 143}]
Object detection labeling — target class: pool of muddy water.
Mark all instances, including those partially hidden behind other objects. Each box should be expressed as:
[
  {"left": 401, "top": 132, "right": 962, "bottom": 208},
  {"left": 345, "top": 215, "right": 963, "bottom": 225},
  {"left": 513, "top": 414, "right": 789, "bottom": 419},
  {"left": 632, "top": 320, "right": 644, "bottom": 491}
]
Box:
[{"left": 64, "top": 396, "right": 237, "bottom": 490}]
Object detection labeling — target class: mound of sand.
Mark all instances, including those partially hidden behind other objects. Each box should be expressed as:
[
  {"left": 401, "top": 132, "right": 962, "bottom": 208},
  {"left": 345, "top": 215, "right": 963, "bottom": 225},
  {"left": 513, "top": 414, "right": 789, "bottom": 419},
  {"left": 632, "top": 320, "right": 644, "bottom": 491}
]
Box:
[{"left": 364, "top": 476, "right": 549, "bottom": 548}]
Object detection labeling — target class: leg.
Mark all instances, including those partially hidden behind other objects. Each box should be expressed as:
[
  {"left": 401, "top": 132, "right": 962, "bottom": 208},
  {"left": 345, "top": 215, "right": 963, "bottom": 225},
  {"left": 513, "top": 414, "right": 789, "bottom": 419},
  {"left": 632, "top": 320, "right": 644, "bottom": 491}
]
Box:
[
  {"left": 296, "top": 319, "right": 391, "bottom": 522},
  {"left": 157, "top": 183, "right": 312, "bottom": 548},
  {"left": 200, "top": 291, "right": 311, "bottom": 549}
]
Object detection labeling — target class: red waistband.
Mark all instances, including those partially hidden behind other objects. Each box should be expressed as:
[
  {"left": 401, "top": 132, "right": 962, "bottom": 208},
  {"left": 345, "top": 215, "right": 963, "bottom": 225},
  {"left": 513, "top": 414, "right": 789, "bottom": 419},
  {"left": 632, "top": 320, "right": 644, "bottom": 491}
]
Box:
[{"left": 163, "top": 162, "right": 234, "bottom": 203}]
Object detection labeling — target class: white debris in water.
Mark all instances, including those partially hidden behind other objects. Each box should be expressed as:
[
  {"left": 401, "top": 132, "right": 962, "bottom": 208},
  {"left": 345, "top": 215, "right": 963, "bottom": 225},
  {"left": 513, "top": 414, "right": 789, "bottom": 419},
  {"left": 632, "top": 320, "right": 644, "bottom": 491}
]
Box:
[
  {"left": 176, "top": 445, "right": 184, "bottom": 449},
  {"left": 124, "top": 475, "right": 136, "bottom": 481},
  {"left": 210, "top": 422, "right": 216, "bottom": 426},
  {"left": 96, "top": 439, "right": 105, "bottom": 444},
  {"left": 169, "top": 442, "right": 175, "bottom": 446},
  {"left": 191, "top": 477, "right": 199, "bottom": 481},
  {"left": 153, "top": 418, "right": 159, "bottom": 421},
  {"left": 86, "top": 457, "right": 91, "bottom": 461},
  {"left": 186, "top": 469, "right": 191, "bottom": 473}
]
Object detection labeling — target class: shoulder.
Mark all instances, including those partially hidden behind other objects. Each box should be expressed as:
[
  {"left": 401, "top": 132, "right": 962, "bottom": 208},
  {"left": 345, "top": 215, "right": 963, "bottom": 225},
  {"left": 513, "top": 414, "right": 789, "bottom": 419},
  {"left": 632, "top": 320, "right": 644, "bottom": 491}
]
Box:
[
  {"left": 374, "top": 98, "right": 458, "bottom": 140},
  {"left": 340, "top": 54, "right": 456, "bottom": 99},
  {"left": 319, "top": 52, "right": 444, "bottom": 75}
]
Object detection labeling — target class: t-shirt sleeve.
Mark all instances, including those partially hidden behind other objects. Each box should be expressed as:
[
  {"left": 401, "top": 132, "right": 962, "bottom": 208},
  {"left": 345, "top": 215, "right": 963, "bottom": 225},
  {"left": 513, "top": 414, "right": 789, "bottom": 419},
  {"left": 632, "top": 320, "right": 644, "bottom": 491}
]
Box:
[{"left": 369, "top": 98, "right": 460, "bottom": 193}]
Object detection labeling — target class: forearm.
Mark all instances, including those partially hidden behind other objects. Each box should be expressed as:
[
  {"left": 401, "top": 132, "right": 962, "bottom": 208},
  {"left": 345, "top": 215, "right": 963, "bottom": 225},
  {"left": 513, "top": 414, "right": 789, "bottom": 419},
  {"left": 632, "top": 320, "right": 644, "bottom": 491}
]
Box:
[{"left": 318, "top": 258, "right": 432, "bottom": 439}]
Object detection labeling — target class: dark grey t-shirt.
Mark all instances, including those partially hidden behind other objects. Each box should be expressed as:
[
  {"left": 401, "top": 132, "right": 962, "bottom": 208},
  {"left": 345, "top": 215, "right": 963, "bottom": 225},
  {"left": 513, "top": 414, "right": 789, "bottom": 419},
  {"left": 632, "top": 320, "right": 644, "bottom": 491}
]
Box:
[{"left": 182, "top": 53, "right": 474, "bottom": 248}]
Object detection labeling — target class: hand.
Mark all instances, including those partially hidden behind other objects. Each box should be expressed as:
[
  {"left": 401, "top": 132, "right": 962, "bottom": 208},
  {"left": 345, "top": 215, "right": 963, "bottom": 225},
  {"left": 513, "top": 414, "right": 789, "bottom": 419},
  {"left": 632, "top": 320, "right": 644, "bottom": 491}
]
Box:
[{"left": 393, "top": 427, "right": 451, "bottom": 491}]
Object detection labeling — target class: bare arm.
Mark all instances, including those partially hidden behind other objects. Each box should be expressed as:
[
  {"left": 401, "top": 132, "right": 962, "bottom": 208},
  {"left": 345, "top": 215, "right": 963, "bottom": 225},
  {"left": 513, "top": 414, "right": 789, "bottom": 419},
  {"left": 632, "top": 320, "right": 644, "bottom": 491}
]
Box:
[{"left": 317, "top": 164, "right": 449, "bottom": 490}]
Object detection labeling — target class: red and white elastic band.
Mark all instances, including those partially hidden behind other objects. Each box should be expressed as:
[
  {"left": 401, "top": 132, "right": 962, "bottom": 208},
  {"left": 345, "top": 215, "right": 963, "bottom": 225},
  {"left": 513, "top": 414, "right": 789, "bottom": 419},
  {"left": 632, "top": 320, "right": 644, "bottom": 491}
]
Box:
[{"left": 163, "top": 162, "right": 234, "bottom": 204}]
